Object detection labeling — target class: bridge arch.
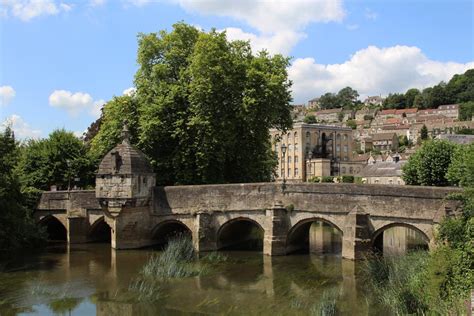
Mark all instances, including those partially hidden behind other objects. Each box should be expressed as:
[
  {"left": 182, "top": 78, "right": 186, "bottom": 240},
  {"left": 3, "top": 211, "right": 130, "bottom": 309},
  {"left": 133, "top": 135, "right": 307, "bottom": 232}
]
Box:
[
  {"left": 372, "top": 222, "right": 430, "bottom": 255},
  {"left": 151, "top": 220, "right": 192, "bottom": 247},
  {"left": 217, "top": 217, "right": 264, "bottom": 251},
  {"left": 38, "top": 215, "right": 67, "bottom": 242},
  {"left": 287, "top": 217, "right": 343, "bottom": 255},
  {"left": 88, "top": 217, "right": 111, "bottom": 243}
]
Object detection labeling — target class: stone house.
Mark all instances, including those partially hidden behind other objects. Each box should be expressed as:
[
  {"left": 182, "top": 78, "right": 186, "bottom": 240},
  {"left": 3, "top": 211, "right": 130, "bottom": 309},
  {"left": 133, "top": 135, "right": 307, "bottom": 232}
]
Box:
[
  {"left": 364, "top": 96, "right": 384, "bottom": 106},
  {"left": 371, "top": 133, "right": 399, "bottom": 152},
  {"left": 355, "top": 108, "right": 378, "bottom": 121},
  {"left": 437, "top": 104, "right": 459, "bottom": 120},
  {"left": 315, "top": 108, "right": 343, "bottom": 123},
  {"left": 357, "top": 161, "right": 406, "bottom": 185}
]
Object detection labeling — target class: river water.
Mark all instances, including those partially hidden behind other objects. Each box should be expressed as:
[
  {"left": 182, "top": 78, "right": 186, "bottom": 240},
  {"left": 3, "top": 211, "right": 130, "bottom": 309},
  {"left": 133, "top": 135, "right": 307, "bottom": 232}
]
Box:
[{"left": 0, "top": 243, "right": 389, "bottom": 316}]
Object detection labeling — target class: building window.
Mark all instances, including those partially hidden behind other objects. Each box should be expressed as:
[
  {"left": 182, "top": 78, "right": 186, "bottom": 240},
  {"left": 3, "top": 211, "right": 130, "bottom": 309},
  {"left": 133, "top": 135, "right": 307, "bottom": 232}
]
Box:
[
  {"left": 306, "top": 131, "right": 310, "bottom": 138},
  {"left": 343, "top": 156, "right": 348, "bottom": 161},
  {"left": 294, "top": 156, "right": 298, "bottom": 163},
  {"left": 343, "top": 145, "right": 348, "bottom": 153},
  {"left": 294, "top": 132, "right": 298, "bottom": 139},
  {"left": 288, "top": 168, "right": 291, "bottom": 177},
  {"left": 288, "top": 144, "right": 293, "bottom": 151},
  {"left": 294, "top": 143, "right": 298, "bottom": 151},
  {"left": 288, "top": 156, "right": 292, "bottom": 163},
  {"left": 342, "top": 167, "right": 346, "bottom": 173},
  {"left": 336, "top": 145, "right": 340, "bottom": 152},
  {"left": 343, "top": 134, "right": 348, "bottom": 141},
  {"left": 349, "top": 167, "right": 353, "bottom": 174},
  {"left": 281, "top": 169, "right": 284, "bottom": 177},
  {"left": 337, "top": 134, "right": 341, "bottom": 141},
  {"left": 295, "top": 168, "right": 299, "bottom": 176}
]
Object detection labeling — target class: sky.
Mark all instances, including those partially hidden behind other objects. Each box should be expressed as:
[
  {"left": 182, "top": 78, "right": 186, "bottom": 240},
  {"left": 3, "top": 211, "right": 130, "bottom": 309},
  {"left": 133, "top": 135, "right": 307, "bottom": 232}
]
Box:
[{"left": 0, "top": 0, "right": 473, "bottom": 139}]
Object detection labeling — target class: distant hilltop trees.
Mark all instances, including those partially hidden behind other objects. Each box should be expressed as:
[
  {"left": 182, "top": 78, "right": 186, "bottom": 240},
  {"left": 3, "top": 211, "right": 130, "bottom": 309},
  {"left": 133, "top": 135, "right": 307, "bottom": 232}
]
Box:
[{"left": 305, "top": 69, "right": 474, "bottom": 120}]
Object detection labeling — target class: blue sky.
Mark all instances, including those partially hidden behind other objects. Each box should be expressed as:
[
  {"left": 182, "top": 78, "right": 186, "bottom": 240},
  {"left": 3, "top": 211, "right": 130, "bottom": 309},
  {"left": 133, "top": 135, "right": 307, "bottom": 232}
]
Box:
[{"left": 0, "top": 0, "right": 473, "bottom": 139}]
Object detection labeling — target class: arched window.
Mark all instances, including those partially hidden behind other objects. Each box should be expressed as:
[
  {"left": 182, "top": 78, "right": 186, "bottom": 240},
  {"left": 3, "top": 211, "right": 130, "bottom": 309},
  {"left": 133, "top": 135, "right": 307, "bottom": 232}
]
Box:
[
  {"left": 306, "top": 131, "right": 310, "bottom": 139},
  {"left": 343, "top": 134, "right": 348, "bottom": 141}
]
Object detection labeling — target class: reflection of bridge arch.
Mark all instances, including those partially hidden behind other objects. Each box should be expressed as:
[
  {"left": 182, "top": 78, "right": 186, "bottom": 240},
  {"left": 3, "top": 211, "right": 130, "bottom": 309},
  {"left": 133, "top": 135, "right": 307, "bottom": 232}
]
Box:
[
  {"left": 38, "top": 215, "right": 67, "bottom": 241},
  {"left": 287, "top": 217, "right": 343, "bottom": 255},
  {"left": 372, "top": 222, "right": 430, "bottom": 255},
  {"left": 217, "top": 217, "right": 264, "bottom": 251},
  {"left": 88, "top": 217, "right": 111, "bottom": 242},
  {"left": 151, "top": 220, "right": 192, "bottom": 247}
]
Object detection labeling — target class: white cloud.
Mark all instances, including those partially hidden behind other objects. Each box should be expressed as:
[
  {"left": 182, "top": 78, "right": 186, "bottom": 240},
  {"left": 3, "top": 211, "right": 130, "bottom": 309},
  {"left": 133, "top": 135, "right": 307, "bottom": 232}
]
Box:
[
  {"left": 223, "top": 27, "right": 305, "bottom": 55},
  {"left": 89, "top": 0, "right": 106, "bottom": 6},
  {"left": 124, "top": 0, "right": 151, "bottom": 7},
  {"left": 288, "top": 45, "right": 474, "bottom": 103},
  {"left": 174, "top": 0, "right": 345, "bottom": 54},
  {"left": 346, "top": 24, "right": 359, "bottom": 31},
  {"left": 365, "top": 8, "right": 378, "bottom": 21},
  {"left": 1, "top": 0, "right": 72, "bottom": 21},
  {"left": 2, "top": 114, "right": 42, "bottom": 139},
  {"left": 49, "top": 90, "right": 104, "bottom": 118},
  {"left": 175, "top": 0, "right": 345, "bottom": 33},
  {"left": 122, "top": 87, "right": 136, "bottom": 96},
  {"left": 0, "top": 85, "right": 16, "bottom": 106}
]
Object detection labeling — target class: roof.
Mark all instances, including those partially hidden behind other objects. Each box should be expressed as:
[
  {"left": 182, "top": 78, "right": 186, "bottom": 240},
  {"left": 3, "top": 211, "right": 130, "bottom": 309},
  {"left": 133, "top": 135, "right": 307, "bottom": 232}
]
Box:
[
  {"left": 357, "top": 161, "right": 406, "bottom": 177},
  {"left": 316, "top": 108, "right": 342, "bottom": 115},
  {"left": 395, "top": 108, "right": 417, "bottom": 115},
  {"left": 97, "top": 125, "right": 153, "bottom": 175},
  {"left": 379, "top": 109, "right": 397, "bottom": 116},
  {"left": 385, "top": 118, "right": 401, "bottom": 125},
  {"left": 371, "top": 133, "right": 397, "bottom": 141}
]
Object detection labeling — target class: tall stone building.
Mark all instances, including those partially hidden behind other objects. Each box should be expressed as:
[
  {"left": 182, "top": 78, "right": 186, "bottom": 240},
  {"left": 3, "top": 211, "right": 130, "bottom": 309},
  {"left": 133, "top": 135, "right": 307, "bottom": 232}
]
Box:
[{"left": 270, "top": 123, "right": 363, "bottom": 182}]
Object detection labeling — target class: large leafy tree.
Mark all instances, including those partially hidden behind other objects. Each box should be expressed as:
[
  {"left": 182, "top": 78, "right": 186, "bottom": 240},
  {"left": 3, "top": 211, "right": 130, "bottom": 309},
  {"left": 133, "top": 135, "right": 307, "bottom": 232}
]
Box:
[
  {"left": 402, "top": 140, "right": 457, "bottom": 186},
  {"left": 18, "top": 129, "right": 95, "bottom": 191},
  {"left": 90, "top": 23, "right": 293, "bottom": 185},
  {"left": 0, "top": 127, "right": 45, "bottom": 250}
]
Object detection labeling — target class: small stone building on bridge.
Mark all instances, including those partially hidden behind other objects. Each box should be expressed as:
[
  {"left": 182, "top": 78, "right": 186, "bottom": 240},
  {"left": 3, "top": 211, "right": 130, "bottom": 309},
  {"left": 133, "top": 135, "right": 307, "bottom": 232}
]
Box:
[{"left": 35, "top": 126, "right": 462, "bottom": 260}]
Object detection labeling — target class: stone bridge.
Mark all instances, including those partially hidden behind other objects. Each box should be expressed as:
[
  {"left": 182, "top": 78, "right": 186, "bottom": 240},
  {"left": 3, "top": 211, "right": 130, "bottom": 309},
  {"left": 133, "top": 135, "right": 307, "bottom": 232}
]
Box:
[
  {"left": 35, "top": 182, "right": 461, "bottom": 260},
  {"left": 34, "top": 125, "right": 462, "bottom": 260}
]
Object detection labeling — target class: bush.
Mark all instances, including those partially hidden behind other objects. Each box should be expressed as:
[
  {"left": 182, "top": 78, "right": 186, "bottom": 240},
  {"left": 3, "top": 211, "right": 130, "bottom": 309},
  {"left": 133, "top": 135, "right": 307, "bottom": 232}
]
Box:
[
  {"left": 341, "top": 175, "right": 354, "bottom": 183},
  {"left": 354, "top": 177, "right": 363, "bottom": 184},
  {"left": 308, "top": 176, "right": 320, "bottom": 183},
  {"left": 321, "top": 176, "right": 334, "bottom": 183}
]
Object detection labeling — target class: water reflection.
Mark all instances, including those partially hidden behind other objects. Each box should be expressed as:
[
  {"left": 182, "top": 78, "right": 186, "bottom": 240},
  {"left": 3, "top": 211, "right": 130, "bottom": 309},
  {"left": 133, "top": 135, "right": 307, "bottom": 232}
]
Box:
[
  {"left": 0, "top": 244, "right": 383, "bottom": 315},
  {"left": 374, "top": 226, "right": 429, "bottom": 256}
]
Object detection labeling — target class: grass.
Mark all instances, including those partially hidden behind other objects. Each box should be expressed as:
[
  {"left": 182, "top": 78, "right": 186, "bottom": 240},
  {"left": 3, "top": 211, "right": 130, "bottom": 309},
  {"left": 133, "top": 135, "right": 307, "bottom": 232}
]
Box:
[
  {"left": 360, "top": 251, "right": 461, "bottom": 315},
  {"left": 309, "top": 288, "right": 340, "bottom": 316},
  {"left": 140, "top": 234, "right": 205, "bottom": 279}
]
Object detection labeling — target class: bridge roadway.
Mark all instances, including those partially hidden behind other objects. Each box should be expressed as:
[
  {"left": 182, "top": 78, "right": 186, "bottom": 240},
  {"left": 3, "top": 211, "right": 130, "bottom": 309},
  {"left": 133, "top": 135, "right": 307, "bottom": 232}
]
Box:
[{"left": 35, "top": 182, "right": 461, "bottom": 260}]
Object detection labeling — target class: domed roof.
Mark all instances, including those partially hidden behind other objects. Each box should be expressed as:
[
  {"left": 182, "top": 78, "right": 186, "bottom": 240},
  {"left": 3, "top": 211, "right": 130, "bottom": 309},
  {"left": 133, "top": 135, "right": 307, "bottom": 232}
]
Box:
[{"left": 97, "top": 124, "right": 153, "bottom": 175}]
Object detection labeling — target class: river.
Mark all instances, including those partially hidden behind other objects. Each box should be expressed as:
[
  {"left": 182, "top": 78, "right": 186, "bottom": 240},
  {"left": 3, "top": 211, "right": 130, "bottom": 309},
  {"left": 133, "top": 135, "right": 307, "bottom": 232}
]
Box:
[{"left": 0, "top": 243, "right": 390, "bottom": 316}]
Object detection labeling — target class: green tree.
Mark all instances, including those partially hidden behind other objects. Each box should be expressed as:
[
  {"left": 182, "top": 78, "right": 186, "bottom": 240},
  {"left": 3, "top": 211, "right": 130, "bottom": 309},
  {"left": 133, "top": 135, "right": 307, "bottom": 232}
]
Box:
[
  {"left": 459, "top": 101, "right": 474, "bottom": 121},
  {"left": 318, "top": 92, "right": 340, "bottom": 109},
  {"left": 345, "top": 119, "right": 357, "bottom": 129},
  {"left": 18, "top": 129, "right": 95, "bottom": 191},
  {"left": 303, "top": 114, "right": 317, "bottom": 124},
  {"left": 337, "top": 86, "right": 359, "bottom": 109},
  {"left": 404, "top": 88, "right": 421, "bottom": 108},
  {"left": 402, "top": 140, "right": 457, "bottom": 186},
  {"left": 420, "top": 124, "right": 429, "bottom": 140},
  {"left": 0, "top": 126, "right": 45, "bottom": 250},
  {"left": 91, "top": 23, "right": 293, "bottom": 185},
  {"left": 446, "top": 143, "right": 474, "bottom": 187}
]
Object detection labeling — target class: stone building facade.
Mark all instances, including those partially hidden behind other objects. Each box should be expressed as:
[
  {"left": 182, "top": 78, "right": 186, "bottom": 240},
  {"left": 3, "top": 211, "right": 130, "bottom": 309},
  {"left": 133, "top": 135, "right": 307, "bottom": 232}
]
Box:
[{"left": 270, "top": 123, "right": 362, "bottom": 182}]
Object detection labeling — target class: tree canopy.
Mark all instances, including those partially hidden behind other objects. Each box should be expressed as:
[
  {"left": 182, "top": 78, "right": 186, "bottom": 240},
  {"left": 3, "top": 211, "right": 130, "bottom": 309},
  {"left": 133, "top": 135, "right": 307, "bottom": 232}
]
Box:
[
  {"left": 89, "top": 23, "right": 293, "bottom": 185},
  {"left": 402, "top": 140, "right": 457, "bottom": 186}
]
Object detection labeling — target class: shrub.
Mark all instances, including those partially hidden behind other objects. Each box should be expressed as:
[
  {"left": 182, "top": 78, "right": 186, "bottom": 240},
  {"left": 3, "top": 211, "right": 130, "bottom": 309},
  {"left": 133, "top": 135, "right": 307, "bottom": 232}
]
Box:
[
  {"left": 354, "top": 177, "right": 363, "bottom": 184},
  {"left": 321, "top": 176, "right": 334, "bottom": 183},
  {"left": 341, "top": 175, "right": 354, "bottom": 183},
  {"left": 308, "top": 176, "right": 321, "bottom": 183}
]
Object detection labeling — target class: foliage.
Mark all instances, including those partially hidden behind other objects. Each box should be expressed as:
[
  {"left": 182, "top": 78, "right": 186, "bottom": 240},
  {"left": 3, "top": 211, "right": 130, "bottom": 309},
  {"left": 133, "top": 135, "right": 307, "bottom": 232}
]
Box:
[
  {"left": 341, "top": 175, "right": 354, "bottom": 183},
  {"left": 303, "top": 114, "right": 317, "bottom": 124},
  {"left": 459, "top": 101, "right": 474, "bottom": 121},
  {"left": 354, "top": 176, "right": 363, "bottom": 184},
  {"left": 17, "top": 129, "right": 95, "bottom": 191},
  {"left": 447, "top": 143, "right": 474, "bottom": 187},
  {"left": 420, "top": 124, "right": 428, "bottom": 140},
  {"left": 318, "top": 87, "right": 360, "bottom": 110},
  {"left": 383, "top": 93, "right": 406, "bottom": 109},
  {"left": 457, "top": 128, "right": 474, "bottom": 135},
  {"left": 309, "top": 288, "right": 340, "bottom": 316},
  {"left": 402, "top": 140, "right": 457, "bottom": 186},
  {"left": 308, "top": 176, "right": 320, "bottom": 183},
  {"left": 345, "top": 119, "right": 356, "bottom": 129},
  {"left": 90, "top": 23, "right": 293, "bottom": 185},
  {"left": 363, "top": 114, "right": 373, "bottom": 121},
  {"left": 0, "top": 127, "right": 46, "bottom": 251},
  {"left": 321, "top": 176, "right": 334, "bottom": 183}
]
